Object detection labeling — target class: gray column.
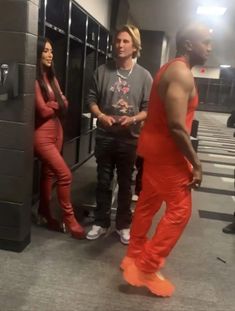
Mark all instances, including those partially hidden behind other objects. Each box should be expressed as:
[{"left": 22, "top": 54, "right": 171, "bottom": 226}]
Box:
[
  {"left": 139, "top": 30, "right": 169, "bottom": 77},
  {"left": 0, "top": 0, "right": 38, "bottom": 251}
]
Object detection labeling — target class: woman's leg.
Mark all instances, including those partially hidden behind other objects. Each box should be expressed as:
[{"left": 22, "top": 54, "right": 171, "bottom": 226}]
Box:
[
  {"left": 35, "top": 122, "right": 84, "bottom": 238},
  {"left": 37, "top": 163, "right": 63, "bottom": 231}
]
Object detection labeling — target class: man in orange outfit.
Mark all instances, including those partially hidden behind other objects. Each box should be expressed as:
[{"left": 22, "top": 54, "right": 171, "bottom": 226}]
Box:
[{"left": 121, "top": 23, "right": 212, "bottom": 297}]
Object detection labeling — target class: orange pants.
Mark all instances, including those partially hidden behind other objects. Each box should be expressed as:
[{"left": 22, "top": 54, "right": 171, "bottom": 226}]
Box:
[{"left": 127, "top": 160, "right": 192, "bottom": 273}]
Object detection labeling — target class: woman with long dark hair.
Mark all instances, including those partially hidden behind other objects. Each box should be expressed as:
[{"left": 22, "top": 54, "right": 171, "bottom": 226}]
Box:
[{"left": 34, "top": 37, "right": 85, "bottom": 239}]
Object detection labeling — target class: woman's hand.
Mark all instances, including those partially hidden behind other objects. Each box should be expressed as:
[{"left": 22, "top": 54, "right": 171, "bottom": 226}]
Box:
[{"left": 47, "top": 101, "right": 59, "bottom": 110}]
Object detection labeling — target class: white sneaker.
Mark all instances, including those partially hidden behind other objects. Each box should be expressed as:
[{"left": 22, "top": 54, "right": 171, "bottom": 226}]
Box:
[
  {"left": 132, "top": 194, "right": 139, "bottom": 202},
  {"left": 86, "top": 225, "right": 108, "bottom": 240},
  {"left": 116, "top": 228, "right": 130, "bottom": 245}
]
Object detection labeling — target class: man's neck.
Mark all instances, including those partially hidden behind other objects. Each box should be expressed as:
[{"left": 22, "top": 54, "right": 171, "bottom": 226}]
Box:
[
  {"left": 176, "top": 54, "right": 193, "bottom": 68},
  {"left": 116, "top": 57, "right": 133, "bottom": 70}
]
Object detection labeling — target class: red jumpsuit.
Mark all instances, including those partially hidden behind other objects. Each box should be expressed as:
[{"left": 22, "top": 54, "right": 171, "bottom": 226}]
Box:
[
  {"left": 127, "top": 58, "right": 198, "bottom": 273},
  {"left": 34, "top": 75, "right": 72, "bottom": 223}
]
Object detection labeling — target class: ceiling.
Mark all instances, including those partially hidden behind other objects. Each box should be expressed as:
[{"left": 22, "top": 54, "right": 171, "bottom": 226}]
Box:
[{"left": 128, "top": 0, "right": 235, "bottom": 67}]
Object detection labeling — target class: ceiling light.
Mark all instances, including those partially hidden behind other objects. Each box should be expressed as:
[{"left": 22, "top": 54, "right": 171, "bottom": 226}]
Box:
[
  {"left": 196, "top": 6, "right": 227, "bottom": 16},
  {"left": 220, "top": 65, "right": 231, "bottom": 68},
  {"left": 209, "top": 29, "right": 213, "bottom": 33}
]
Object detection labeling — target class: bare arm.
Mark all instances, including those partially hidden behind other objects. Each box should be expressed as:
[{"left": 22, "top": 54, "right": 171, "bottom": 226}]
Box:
[{"left": 164, "top": 64, "right": 202, "bottom": 188}]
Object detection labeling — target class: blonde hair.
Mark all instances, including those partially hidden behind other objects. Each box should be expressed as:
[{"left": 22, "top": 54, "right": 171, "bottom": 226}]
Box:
[{"left": 114, "top": 24, "right": 142, "bottom": 58}]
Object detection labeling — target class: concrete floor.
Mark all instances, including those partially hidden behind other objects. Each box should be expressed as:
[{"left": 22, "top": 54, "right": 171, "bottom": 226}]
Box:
[{"left": 0, "top": 111, "right": 234, "bottom": 311}]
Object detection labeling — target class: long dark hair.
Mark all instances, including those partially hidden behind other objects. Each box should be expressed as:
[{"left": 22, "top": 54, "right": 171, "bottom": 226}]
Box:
[{"left": 36, "top": 36, "right": 66, "bottom": 116}]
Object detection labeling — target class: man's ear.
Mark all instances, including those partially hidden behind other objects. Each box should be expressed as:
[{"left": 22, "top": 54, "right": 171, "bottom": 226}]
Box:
[{"left": 185, "top": 40, "right": 193, "bottom": 52}]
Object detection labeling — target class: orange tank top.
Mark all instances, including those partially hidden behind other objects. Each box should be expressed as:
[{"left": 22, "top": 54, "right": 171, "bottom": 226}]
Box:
[{"left": 137, "top": 57, "right": 198, "bottom": 165}]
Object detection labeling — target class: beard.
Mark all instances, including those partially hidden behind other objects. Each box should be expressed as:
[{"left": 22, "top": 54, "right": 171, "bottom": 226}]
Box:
[{"left": 191, "top": 52, "right": 207, "bottom": 66}]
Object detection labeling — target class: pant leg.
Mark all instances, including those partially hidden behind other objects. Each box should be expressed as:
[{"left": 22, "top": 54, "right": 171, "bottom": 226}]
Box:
[
  {"left": 94, "top": 138, "right": 115, "bottom": 228},
  {"left": 136, "top": 163, "right": 192, "bottom": 273},
  {"left": 115, "top": 141, "right": 137, "bottom": 230},
  {"left": 127, "top": 161, "right": 163, "bottom": 257},
  {"left": 35, "top": 121, "right": 72, "bottom": 212},
  {"left": 135, "top": 156, "right": 144, "bottom": 196},
  {"left": 38, "top": 163, "right": 54, "bottom": 217}
]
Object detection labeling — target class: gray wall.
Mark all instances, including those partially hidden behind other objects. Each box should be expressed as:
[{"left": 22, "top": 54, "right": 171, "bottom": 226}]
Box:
[
  {"left": 138, "top": 30, "right": 166, "bottom": 77},
  {"left": 0, "top": 0, "right": 38, "bottom": 251}
]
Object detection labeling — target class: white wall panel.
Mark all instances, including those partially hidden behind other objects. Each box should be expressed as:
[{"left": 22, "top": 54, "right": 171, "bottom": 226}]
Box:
[
  {"left": 192, "top": 66, "right": 220, "bottom": 79},
  {"left": 75, "top": 0, "right": 112, "bottom": 29}
]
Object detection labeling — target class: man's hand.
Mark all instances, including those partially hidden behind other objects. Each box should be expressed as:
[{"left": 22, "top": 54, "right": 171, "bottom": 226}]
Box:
[
  {"left": 188, "top": 163, "right": 202, "bottom": 189},
  {"left": 119, "top": 116, "right": 136, "bottom": 127},
  {"left": 98, "top": 114, "right": 116, "bottom": 127}
]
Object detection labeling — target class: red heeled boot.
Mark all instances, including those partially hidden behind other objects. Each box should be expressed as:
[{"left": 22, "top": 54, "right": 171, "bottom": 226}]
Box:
[
  {"left": 62, "top": 205, "right": 85, "bottom": 239},
  {"left": 38, "top": 207, "right": 63, "bottom": 233}
]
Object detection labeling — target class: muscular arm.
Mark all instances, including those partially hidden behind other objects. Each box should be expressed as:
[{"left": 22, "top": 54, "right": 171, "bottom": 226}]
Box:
[{"left": 164, "top": 63, "right": 202, "bottom": 187}]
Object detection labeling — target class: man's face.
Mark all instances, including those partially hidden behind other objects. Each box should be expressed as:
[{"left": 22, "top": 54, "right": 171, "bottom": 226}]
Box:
[
  {"left": 190, "top": 27, "right": 212, "bottom": 65},
  {"left": 114, "top": 31, "right": 136, "bottom": 60}
]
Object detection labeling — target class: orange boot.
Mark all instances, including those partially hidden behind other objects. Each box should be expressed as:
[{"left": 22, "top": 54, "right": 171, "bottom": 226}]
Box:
[
  {"left": 123, "top": 262, "right": 175, "bottom": 297},
  {"left": 120, "top": 256, "right": 135, "bottom": 270},
  {"left": 120, "top": 255, "right": 165, "bottom": 271}
]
